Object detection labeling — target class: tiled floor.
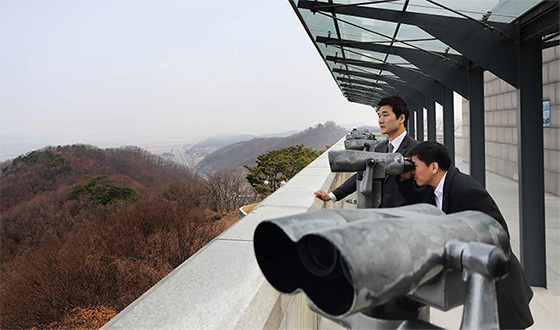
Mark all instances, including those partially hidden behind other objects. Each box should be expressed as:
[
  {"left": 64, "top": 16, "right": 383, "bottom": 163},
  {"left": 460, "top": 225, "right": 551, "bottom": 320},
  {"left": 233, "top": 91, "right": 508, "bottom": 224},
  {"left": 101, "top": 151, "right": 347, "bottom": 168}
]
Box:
[{"left": 430, "top": 158, "right": 560, "bottom": 329}]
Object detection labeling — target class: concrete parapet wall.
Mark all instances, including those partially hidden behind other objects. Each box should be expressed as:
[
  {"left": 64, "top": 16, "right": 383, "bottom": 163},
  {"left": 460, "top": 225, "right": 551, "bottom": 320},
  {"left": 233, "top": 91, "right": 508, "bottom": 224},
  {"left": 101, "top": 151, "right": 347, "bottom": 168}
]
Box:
[
  {"left": 102, "top": 138, "right": 349, "bottom": 330},
  {"left": 458, "top": 44, "right": 560, "bottom": 195}
]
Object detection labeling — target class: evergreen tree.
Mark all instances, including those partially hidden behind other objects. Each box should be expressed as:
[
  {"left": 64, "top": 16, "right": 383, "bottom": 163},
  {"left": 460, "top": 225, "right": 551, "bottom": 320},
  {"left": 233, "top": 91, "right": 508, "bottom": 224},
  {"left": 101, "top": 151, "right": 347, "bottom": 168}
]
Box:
[{"left": 245, "top": 145, "right": 322, "bottom": 197}]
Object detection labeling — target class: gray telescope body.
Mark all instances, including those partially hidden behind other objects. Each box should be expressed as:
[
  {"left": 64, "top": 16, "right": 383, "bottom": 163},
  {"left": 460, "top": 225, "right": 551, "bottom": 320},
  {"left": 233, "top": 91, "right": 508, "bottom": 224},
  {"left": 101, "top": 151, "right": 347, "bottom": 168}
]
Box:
[
  {"left": 345, "top": 128, "right": 376, "bottom": 141},
  {"left": 344, "top": 139, "right": 381, "bottom": 151},
  {"left": 329, "top": 150, "right": 412, "bottom": 175},
  {"left": 253, "top": 204, "right": 510, "bottom": 320},
  {"left": 328, "top": 150, "right": 415, "bottom": 208}
]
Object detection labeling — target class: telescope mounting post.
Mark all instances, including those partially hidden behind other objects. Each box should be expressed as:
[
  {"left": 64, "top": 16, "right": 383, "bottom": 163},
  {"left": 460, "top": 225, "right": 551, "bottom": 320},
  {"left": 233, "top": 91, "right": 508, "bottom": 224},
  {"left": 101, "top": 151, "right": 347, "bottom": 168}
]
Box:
[
  {"left": 357, "top": 158, "right": 385, "bottom": 209},
  {"left": 445, "top": 240, "right": 507, "bottom": 330}
]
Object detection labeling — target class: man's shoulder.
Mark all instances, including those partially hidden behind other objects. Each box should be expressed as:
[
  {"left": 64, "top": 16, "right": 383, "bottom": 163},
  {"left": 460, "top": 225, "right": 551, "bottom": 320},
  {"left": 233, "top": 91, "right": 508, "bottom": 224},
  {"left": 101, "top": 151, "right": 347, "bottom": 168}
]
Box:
[
  {"left": 375, "top": 139, "right": 389, "bottom": 152},
  {"left": 405, "top": 134, "right": 420, "bottom": 147},
  {"left": 399, "top": 134, "right": 419, "bottom": 156},
  {"left": 447, "top": 167, "right": 486, "bottom": 194}
]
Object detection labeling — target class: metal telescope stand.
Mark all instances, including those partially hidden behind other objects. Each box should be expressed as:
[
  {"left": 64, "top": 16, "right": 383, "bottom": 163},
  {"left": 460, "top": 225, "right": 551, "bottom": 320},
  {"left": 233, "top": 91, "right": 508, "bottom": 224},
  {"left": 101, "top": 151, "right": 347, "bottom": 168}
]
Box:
[
  {"left": 312, "top": 241, "right": 506, "bottom": 330},
  {"left": 356, "top": 158, "right": 385, "bottom": 209},
  {"left": 344, "top": 159, "right": 505, "bottom": 329}
]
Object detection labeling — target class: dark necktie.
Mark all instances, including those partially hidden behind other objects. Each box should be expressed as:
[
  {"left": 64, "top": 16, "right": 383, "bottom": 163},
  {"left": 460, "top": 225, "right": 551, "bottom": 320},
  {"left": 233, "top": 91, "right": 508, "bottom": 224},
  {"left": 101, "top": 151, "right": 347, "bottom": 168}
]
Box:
[{"left": 388, "top": 142, "right": 394, "bottom": 153}]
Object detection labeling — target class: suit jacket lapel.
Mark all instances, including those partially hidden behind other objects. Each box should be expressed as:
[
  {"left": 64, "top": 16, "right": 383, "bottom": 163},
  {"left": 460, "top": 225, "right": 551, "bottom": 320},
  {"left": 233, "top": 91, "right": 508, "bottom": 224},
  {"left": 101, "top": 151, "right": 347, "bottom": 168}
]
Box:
[
  {"left": 442, "top": 166, "right": 458, "bottom": 213},
  {"left": 384, "top": 134, "right": 408, "bottom": 182},
  {"left": 423, "top": 186, "right": 437, "bottom": 206},
  {"left": 383, "top": 140, "right": 390, "bottom": 153},
  {"left": 395, "top": 134, "right": 409, "bottom": 155}
]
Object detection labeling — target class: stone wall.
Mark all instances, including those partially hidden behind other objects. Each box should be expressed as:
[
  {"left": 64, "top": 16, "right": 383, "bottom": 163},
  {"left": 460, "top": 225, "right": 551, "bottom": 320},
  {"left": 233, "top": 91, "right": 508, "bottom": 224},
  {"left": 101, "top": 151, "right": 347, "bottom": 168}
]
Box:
[{"left": 458, "top": 44, "right": 560, "bottom": 195}]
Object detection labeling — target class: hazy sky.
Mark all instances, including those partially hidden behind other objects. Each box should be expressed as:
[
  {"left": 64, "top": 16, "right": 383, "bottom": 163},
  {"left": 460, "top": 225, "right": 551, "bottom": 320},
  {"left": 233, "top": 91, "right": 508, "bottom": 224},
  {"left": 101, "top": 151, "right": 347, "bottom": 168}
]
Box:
[
  {"left": 0, "top": 0, "right": 374, "bottom": 156},
  {"left": 1, "top": 0, "right": 460, "bottom": 159}
]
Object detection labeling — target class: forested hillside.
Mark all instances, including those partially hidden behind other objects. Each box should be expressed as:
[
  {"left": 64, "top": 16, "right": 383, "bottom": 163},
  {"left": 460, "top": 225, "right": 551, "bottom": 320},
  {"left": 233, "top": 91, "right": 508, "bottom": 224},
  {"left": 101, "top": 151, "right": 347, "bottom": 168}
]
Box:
[
  {"left": 0, "top": 145, "right": 248, "bottom": 329},
  {"left": 197, "top": 121, "right": 346, "bottom": 173}
]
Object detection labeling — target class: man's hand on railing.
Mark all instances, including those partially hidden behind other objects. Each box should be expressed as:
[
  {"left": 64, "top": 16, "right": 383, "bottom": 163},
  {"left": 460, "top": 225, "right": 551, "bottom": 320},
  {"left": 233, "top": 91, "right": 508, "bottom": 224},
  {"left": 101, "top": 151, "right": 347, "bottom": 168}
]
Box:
[{"left": 314, "top": 189, "right": 332, "bottom": 201}]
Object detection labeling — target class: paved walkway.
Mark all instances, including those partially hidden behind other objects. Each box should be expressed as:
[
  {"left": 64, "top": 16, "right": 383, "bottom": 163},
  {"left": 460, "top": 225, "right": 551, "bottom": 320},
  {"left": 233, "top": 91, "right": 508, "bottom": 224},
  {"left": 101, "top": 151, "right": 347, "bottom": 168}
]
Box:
[{"left": 431, "top": 157, "right": 560, "bottom": 329}]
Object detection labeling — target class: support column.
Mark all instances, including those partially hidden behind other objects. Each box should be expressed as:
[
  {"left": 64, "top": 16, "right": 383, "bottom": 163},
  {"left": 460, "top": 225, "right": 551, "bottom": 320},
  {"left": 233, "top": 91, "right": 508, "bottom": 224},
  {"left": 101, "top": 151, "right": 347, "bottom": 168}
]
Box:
[
  {"left": 426, "top": 98, "right": 436, "bottom": 141},
  {"left": 416, "top": 105, "right": 424, "bottom": 142},
  {"left": 442, "top": 86, "right": 455, "bottom": 166},
  {"left": 468, "top": 65, "right": 486, "bottom": 187},
  {"left": 517, "top": 37, "right": 546, "bottom": 287},
  {"left": 409, "top": 104, "right": 416, "bottom": 139}
]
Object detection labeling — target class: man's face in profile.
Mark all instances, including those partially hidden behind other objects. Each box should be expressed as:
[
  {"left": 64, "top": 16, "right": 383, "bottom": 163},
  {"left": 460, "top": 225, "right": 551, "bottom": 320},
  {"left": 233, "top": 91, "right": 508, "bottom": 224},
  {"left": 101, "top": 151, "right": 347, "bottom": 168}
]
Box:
[
  {"left": 378, "top": 105, "right": 403, "bottom": 135},
  {"left": 411, "top": 155, "right": 437, "bottom": 187}
]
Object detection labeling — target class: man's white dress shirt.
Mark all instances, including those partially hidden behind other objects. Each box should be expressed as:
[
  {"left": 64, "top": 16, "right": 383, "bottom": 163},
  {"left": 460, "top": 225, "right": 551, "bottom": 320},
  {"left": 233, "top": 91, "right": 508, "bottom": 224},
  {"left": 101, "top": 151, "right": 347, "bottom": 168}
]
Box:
[
  {"left": 434, "top": 171, "right": 448, "bottom": 211},
  {"left": 389, "top": 130, "right": 407, "bottom": 154}
]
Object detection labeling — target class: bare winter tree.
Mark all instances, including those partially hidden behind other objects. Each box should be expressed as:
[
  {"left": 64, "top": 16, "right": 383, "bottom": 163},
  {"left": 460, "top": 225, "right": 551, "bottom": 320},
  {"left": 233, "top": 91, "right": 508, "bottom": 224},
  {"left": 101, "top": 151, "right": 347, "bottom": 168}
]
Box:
[{"left": 206, "top": 173, "right": 257, "bottom": 213}]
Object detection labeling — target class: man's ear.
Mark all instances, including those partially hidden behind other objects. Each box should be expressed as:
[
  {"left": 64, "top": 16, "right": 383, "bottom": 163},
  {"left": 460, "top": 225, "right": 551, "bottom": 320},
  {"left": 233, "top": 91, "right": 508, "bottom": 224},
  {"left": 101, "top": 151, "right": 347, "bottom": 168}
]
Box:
[
  {"left": 398, "top": 114, "right": 405, "bottom": 124},
  {"left": 431, "top": 162, "right": 439, "bottom": 174}
]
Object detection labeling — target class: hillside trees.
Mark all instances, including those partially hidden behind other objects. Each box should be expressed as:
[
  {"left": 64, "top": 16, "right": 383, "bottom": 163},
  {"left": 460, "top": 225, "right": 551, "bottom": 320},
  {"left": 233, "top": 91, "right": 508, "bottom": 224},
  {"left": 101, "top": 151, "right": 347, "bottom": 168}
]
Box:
[
  {"left": 0, "top": 180, "right": 230, "bottom": 329},
  {"left": 206, "top": 172, "right": 256, "bottom": 213},
  {"left": 0, "top": 145, "right": 195, "bottom": 212},
  {"left": 245, "top": 144, "right": 322, "bottom": 197},
  {"left": 0, "top": 145, "right": 242, "bottom": 329}
]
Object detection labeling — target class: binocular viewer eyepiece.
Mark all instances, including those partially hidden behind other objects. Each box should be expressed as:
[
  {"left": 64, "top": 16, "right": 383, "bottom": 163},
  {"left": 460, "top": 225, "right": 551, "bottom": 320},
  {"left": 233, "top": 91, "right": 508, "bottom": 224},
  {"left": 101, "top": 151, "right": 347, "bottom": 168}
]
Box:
[{"left": 253, "top": 205, "right": 510, "bottom": 319}]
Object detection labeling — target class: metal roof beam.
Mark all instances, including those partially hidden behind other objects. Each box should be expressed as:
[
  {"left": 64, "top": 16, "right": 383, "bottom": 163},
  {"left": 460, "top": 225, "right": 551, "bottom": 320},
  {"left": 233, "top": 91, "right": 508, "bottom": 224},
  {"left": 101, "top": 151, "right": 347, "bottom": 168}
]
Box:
[
  {"left": 299, "top": 0, "right": 520, "bottom": 87},
  {"left": 519, "top": 0, "right": 560, "bottom": 42},
  {"left": 328, "top": 55, "right": 447, "bottom": 101},
  {"left": 340, "top": 83, "right": 388, "bottom": 94},
  {"left": 343, "top": 90, "right": 384, "bottom": 100},
  {"left": 338, "top": 75, "right": 426, "bottom": 106},
  {"left": 342, "top": 87, "right": 385, "bottom": 97},
  {"left": 320, "top": 37, "right": 468, "bottom": 97},
  {"left": 346, "top": 94, "right": 377, "bottom": 101},
  {"left": 344, "top": 94, "right": 380, "bottom": 104},
  {"left": 335, "top": 68, "right": 405, "bottom": 84},
  {"left": 345, "top": 94, "right": 378, "bottom": 104},
  {"left": 338, "top": 77, "right": 396, "bottom": 91},
  {"left": 339, "top": 82, "right": 386, "bottom": 93},
  {"left": 334, "top": 68, "right": 438, "bottom": 103},
  {"left": 342, "top": 91, "right": 384, "bottom": 100}
]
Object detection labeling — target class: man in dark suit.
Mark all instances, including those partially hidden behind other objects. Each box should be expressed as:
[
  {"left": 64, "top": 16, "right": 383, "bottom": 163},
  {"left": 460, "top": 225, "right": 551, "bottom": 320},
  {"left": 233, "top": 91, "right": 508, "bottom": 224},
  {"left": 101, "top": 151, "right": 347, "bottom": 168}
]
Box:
[
  {"left": 314, "top": 95, "right": 419, "bottom": 207},
  {"left": 398, "top": 141, "right": 534, "bottom": 329}
]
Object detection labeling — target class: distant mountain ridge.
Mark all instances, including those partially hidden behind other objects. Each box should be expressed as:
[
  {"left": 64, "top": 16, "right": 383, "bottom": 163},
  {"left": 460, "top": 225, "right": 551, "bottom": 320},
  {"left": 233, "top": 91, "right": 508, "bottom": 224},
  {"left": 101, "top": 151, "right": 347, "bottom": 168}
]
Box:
[
  {"left": 189, "top": 134, "right": 256, "bottom": 151},
  {"left": 258, "top": 130, "right": 299, "bottom": 138},
  {"left": 189, "top": 130, "right": 300, "bottom": 152},
  {"left": 196, "top": 121, "right": 347, "bottom": 174}
]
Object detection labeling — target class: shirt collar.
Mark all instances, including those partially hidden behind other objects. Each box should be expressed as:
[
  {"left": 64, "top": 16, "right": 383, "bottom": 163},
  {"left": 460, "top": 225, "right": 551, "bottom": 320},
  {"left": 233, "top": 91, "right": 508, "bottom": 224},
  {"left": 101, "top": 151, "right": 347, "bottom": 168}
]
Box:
[
  {"left": 435, "top": 171, "right": 448, "bottom": 196},
  {"left": 390, "top": 130, "right": 407, "bottom": 153}
]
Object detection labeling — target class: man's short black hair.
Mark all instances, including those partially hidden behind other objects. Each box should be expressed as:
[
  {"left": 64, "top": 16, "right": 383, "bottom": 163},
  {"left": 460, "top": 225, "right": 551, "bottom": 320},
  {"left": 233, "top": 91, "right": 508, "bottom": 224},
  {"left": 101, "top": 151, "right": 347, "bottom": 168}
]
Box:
[
  {"left": 409, "top": 141, "right": 451, "bottom": 171},
  {"left": 377, "top": 95, "right": 410, "bottom": 127}
]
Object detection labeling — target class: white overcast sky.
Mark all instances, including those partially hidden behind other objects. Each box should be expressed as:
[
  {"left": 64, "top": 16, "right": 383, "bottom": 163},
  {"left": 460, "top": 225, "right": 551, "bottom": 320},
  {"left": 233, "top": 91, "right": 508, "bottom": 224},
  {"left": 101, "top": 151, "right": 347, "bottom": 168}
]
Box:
[{"left": 0, "top": 0, "right": 460, "bottom": 159}]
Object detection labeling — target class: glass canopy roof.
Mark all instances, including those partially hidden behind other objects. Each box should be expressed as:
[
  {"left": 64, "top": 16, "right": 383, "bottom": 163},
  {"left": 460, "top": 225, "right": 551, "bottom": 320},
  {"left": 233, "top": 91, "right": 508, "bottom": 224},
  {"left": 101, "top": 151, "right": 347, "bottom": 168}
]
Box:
[
  {"left": 292, "top": 0, "right": 546, "bottom": 107},
  {"left": 332, "top": 0, "right": 543, "bottom": 23}
]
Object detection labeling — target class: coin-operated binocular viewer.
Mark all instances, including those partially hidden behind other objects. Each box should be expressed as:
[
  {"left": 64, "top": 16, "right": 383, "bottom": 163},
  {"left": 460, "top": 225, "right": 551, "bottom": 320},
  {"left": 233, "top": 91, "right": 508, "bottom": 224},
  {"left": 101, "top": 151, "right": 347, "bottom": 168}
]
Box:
[
  {"left": 344, "top": 128, "right": 379, "bottom": 152},
  {"left": 345, "top": 128, "right": 376, "bottom": 141},
  {"left": 329, "top": 150, "right": 415, "bottom": 208},
  {"left": 254, "top": 205, "right": 511, "bottom": 330}
]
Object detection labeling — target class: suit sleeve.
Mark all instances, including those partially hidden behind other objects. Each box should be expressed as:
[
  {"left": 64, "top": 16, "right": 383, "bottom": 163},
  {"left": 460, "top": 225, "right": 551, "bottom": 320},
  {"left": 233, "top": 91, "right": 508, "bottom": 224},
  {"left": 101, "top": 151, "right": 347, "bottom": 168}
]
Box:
[
  {"left": 394, "top": 176, "right": 430, "bottom": 205},
  {"left": 331, "top": 173, "right": 357, "bottom": 201},
  {"left": 462, "top": 188, "right": 510, "bottom": 236}
]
